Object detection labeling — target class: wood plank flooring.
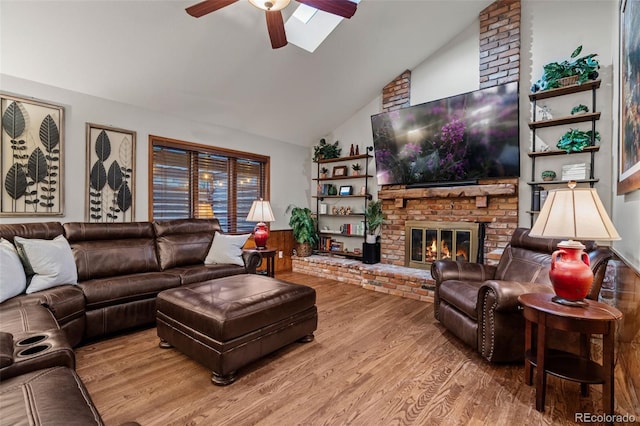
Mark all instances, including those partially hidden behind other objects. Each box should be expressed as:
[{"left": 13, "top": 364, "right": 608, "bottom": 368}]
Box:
[{"left": 75, "top": 272, "right": 605, "bottom": 425}]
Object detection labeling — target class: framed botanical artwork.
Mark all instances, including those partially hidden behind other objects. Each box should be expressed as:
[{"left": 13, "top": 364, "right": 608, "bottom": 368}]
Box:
[
  {"left": 85, "top": 123, "right": 136, "bottom": 222},
  {"left": 618, "top": 0, "right": 640, "bottom": 194},
  {"left": 1, "top": 93, "right": 64, "bottom": 216}
]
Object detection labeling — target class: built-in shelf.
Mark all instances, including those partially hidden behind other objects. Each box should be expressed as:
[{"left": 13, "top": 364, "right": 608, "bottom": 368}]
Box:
[
  {"left": 528, "top": 112, "right": 601, "bottom": 129},
  {"left": 313, "top": 175, "right": 372, "bottom": 181},
  {"left": 528, "top": 146, "right": 600, "bottom": 158},
  {"left": 527, "top": 178, "right": 599, "bottom": 186},
  {"left": 528, "top": 80, "right": 601, "bottom": 101},
  {"left": 316, "top": 154, "right": 370, "bottom": 164}
]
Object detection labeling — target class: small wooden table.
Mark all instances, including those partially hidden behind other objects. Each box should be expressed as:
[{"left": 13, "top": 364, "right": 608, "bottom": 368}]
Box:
[
  {"left": 518, "top": 293, "right": 622, "bottom": 422},
  {"left": 246, "top": 247, "right": 276, "bottom": 277}
]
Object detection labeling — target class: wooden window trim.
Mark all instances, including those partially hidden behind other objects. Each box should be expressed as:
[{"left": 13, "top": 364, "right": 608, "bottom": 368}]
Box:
[{"left": 148, "top": 134, "right": 270, "bottom": 223}]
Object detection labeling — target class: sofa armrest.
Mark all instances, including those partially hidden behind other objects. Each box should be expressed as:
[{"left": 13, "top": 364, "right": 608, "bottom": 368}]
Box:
[
  {"left": 242, "top": 250, "right": 262, "bottom": 274},
  {"left": 431, "top": 260, "right": 497, "bottom": 286},
  {"left": 477, "top": 280, "right": 554, "bottom": 362},
  {"left": 0, "top": 332, "right": 14, "bottom": 368},
  {"left": 479, "top": 280, "right": 554, "bottom": 312}
]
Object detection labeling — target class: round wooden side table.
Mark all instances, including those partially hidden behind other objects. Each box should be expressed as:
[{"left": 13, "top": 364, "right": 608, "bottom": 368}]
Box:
[{"left": 518, "top": 293, "right": 622, "bottom": 424}]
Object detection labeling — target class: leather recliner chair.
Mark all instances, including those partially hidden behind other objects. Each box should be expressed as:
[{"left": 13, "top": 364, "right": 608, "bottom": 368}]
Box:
[{"left": 431, "top": 227, "right": 611, "bottom": 363}]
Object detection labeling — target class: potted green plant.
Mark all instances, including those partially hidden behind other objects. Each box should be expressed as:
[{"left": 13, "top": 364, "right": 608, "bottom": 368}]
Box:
[
  {"left": 286, "top": 205, "right": 318, "bottom": 257},
  {"left": 531, "top": 46, "right": 600, "bottom": 92},
  {"left": 313, "top": 138, "right": 341, "bottom": 161},
  {"left": 556, "top": 129, "right": 601, "bottom": 153},
  {"left": 320, "top": 167, "right": 329, "bottom": 179},
  {"left": 351, "top": 163, "right": 361, "bottom": 176},
  {"left": 364, "top": 200, "right": 383, "bottom": 244},
  {"left": 541, "top": 170, "right": 557, "bottom": 181},
  {"left": 571, "top": 104, "right": 589, "bottom": 115}
]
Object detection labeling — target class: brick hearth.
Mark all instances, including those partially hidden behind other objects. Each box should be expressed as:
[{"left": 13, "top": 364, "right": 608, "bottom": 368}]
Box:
[{"left": 292, "top": 255, "right": 435, "bottom": 302}]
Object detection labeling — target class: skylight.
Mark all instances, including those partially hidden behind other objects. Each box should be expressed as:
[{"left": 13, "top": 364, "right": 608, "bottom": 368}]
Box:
[{"left": 285, "top": 0, "right": 360, "bottom": 53}]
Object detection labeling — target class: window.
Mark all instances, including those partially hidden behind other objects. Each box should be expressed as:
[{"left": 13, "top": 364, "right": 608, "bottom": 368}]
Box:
[{"left": 150, "top": 135, "right": 270, "bottom": 233}]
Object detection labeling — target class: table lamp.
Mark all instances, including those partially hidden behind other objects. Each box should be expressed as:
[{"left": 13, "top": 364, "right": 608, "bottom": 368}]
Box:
[
  {"left": 197, "top": 203, "right": 215, "bottom": 219},
  {"left": 246, "top": 199, "right": 275, "bottom": 249},
  {"left": 529, "top": 182, "right": 620, "bottom": 306}
]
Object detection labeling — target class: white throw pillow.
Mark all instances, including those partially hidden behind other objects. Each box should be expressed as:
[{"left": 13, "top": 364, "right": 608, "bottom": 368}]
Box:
[
  {"left": 204, "top": 232, "right": 250, "bottom": 267},
  {"left": 14, "top": 235, "right": 78, "bottom": 294},
  {"left": 0, "top": 238, "right": 27, "bottom": 303}
]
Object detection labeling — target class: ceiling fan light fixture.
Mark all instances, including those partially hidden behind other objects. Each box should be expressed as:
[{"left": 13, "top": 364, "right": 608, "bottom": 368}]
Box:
[{"left": 248, "top": 0, "right": 291, "bottom": 11}]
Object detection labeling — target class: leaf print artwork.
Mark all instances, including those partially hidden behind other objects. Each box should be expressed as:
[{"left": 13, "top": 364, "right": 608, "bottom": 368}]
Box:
[
  {"left": 1, "top": 95, "right": 63, "bottom": 216},
  {"left": 85, "top": 124, "right": 135, "bottom": 222}
]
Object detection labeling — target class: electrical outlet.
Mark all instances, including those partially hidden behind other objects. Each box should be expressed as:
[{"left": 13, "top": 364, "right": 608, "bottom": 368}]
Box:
[{"left": 278, "top": 251, "right": 283, "bottom": 258}]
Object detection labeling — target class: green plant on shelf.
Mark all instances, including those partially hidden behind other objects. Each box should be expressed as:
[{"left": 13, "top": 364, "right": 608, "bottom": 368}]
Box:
[
  {"left": 351, "top": 163, "right": 361, "bottom": 175},
  {"left": 556, "top": 128, "right": 600, "bottom": 153},
  {"left": 313, "top": 138, "right": 341, "bottom": 161},
  {"left": 531, "top": 45, "right": 599, "bottom": 92},
  {"left": 571, "top": 104, "right": 589, "bottom": 115}
]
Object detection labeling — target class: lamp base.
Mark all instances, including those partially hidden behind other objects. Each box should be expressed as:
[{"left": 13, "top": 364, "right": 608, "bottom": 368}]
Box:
[
  {"left": 253, "top": 222, "right": 269, "bottom": 249},
  {"left": 551, "top": 296, "right": 588, "bottom": 308}
]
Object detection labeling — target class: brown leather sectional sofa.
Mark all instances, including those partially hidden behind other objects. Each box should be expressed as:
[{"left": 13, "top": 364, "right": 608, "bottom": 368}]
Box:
[{"left": 0, "top": 218, "right": 261, "bottom": 425}]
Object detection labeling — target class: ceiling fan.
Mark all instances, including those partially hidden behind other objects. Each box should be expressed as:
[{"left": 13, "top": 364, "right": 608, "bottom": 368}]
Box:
[{"left": 186, "top": 0, "right": 358, "bottom": 49}]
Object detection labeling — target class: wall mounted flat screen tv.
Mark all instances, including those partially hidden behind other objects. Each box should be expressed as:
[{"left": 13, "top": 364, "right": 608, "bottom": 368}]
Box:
[{"left": 371, "top": 81, "right": 520, "bottom": 187}]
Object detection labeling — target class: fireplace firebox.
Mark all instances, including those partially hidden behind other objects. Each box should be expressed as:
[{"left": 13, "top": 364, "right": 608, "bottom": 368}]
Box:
[{"left": 405, "top": 221, "right": 479, "bottom": 270}]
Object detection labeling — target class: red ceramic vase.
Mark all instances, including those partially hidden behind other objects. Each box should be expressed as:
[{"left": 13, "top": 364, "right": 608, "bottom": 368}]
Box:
[
  {"left": 253, "top": 222, "right": 269, "bottom": 249},
  {"left": 549, "top": 241, "right": 593, "bottom": 302}
]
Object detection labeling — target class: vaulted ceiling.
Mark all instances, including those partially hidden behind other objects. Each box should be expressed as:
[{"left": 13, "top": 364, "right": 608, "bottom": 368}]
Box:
[{"left": 1, "top": 0, "right": 492, "bottom": 147}]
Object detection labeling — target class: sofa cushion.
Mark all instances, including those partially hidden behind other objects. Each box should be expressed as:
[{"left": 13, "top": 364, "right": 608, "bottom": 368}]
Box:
[
  {"left": 79, "top": 272, "right": 180, "bottom": 310},
  {"left": 153, "top": 219, "right": 222, "bottom": 270},
  {"left": 438, "top": 280, "right": 483, "bottom": 320},
  {"left": 0, "top": 222, "right": 64, "bottom": 241},
  {"left": 495, "top": 247, "right": 553, "bottom": 285},
  {"left": 64, "top": 222, "right": 160, "bottom": 280},
  {"left": 0, "top": 238, "right": 26, "bottom": 303},
  {"left": 0, "top": 367, "right": 104, "bottom": 425},
  {"left": 14, "top": 235, "right": 78, "bottom": 294},
  {"left": 205, "top": 232, "right": 250, "bottom": 267}
]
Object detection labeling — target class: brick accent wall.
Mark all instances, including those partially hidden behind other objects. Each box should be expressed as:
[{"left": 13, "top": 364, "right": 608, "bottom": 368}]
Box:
[
  {"left": 382, "top": 70, "right": 411, "bottom": 112},
  {"left": 479, "top": 0, "right": 521, "bottom": 88},
  {"left": 292, "top": 256, "right": 435, "bottom": 302},
  {"left": 379, "top": 180, "right": 519, "bottom": 266}
]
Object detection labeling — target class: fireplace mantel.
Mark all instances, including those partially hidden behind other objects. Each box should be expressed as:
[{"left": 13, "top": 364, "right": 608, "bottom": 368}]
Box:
[{"left": 378, "top": 183, "right": 516, "bottom": 208}]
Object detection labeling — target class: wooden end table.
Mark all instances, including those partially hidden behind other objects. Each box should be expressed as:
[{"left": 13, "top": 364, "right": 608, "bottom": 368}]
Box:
[
  {"left": 518, "top": 293, "right": 622, "bottom": 423},
  {"left": 246, "top": 247, "right": 276, "bottom": 277}
]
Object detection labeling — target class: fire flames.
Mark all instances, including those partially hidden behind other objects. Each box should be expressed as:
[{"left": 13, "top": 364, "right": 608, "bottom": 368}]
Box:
[{"left": 426, "top": 238, "right": 468, "bottom": 261}]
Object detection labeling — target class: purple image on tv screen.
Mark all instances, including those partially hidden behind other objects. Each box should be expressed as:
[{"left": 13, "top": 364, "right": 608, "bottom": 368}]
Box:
[{"left": 371, "top": 81, "right": 520, "bottom": 186}]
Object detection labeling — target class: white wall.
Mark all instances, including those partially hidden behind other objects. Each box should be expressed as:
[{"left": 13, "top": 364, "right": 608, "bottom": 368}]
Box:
[
  {"left": 411, "top": 20, "right": 480, "bottom": 105},
  {"left": 0, "top": 74, "right": 311, "bottom": 231}
]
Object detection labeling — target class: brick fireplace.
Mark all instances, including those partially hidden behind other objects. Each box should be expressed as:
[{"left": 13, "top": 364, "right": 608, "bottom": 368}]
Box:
[
  {"left": 378, "top": 179, "right": 519, "bottom": 267},
  {"left": 406, "top": 220, "right": 480, "bottom": 270}
]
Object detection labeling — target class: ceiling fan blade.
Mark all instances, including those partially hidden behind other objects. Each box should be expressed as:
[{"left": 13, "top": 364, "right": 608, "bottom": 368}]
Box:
[
  {"left": 296, "top": 0, "right": 357, "bottom": 19},
  {"left": 266, "top": 10, "right": 287, "bottom": 49},
  {"left": 186, "top": 0, "right": 239, "bottom": 17}
]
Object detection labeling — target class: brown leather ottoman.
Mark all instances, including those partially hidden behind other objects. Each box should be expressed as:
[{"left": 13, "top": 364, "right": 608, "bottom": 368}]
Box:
[{"left": 156, "top": 274, "right": 317, "bottom": 385}]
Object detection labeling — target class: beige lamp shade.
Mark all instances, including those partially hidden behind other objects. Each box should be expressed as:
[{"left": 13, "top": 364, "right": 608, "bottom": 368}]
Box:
[
  {"left": 197, "top": 203, "right": 215, "bottom": 219},
  {"left": 246, "top": 199, "right": 275, "bottom": 223},
  {"left": 530, "top": 187, "right": 620, "bottom": 241}
]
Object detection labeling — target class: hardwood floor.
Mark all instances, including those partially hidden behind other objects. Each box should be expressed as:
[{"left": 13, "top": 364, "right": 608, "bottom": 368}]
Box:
[{"left": 75, "top": 272, "right": 605, "bottom": 425}]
